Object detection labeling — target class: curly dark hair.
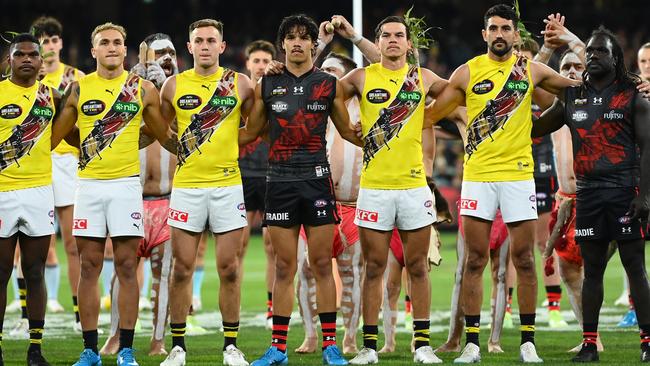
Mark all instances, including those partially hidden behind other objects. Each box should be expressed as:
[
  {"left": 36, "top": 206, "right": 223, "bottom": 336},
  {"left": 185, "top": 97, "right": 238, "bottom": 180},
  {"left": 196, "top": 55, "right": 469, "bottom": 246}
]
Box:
[
  {"left": 484, "top": 4, "right": 518, "bottom": 29},
  {"left": 31, "top": 16, "right": 63, "bottom": 38},
  {"left": 276, "top": 14, "right": 318, "bottom": 54}
]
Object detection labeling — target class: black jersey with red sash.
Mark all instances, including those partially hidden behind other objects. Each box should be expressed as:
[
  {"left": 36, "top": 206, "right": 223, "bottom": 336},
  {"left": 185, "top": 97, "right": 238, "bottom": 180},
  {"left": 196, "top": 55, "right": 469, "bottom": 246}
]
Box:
[
  {"left": 564, "top": 81, "right": 639, "bottom": 190},
  {"left": 262, "top": 67, "right": 336, "bottom": 182}
]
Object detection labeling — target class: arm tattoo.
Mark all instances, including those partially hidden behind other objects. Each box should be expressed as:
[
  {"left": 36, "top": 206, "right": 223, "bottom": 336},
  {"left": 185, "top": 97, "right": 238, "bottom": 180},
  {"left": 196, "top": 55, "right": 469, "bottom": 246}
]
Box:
[{"left": 161, "top": 132, "right": 178, "bottom": 155}]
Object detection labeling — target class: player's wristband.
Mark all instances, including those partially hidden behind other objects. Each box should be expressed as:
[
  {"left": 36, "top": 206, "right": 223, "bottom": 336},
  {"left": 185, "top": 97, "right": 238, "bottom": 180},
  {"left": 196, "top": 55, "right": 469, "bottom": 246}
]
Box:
[{"left": 350, "top": 33, "right": 363, "bottom": 45}]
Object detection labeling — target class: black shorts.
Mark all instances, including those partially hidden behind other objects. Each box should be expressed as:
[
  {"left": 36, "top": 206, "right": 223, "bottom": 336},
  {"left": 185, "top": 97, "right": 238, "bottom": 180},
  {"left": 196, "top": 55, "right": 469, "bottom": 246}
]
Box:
[
  {"left": 534, "top": 176, "right": 557, "bottom": 214},
  {"left": 242, "top": 176, "right": 266, "bottom": 212},
  {"left": 575, "top": 187, "right": 644, "bottom": 242},
  {"left": 263, "top": 178, "right": 339, "bottom": 228}
]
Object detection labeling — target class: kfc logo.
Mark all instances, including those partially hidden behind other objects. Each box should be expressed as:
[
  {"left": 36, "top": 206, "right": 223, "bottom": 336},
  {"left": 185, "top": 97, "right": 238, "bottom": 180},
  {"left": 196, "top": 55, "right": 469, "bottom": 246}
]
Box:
[
  {"left": 356, "top": 209, "right": 378, "bottom": 222},
  {"left": 460, "top": 199, "right": 477, "bottom": 210},
  {"left": 168, "top": 209, "right": 189, "bottom": 223},
  {"left": 73, "top": 219, "right": 88, "bottom": 230}
]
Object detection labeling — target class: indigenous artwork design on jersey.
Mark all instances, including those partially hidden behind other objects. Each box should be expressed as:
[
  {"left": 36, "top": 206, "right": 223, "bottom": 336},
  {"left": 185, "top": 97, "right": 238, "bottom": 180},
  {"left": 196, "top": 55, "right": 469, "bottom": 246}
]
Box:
[
  {"left": 78, "top": 73, "right": 141, "bottom": 170},
  {"left": 177, "top": 69, "right": 237, "bottom": 167},
  {"left": 465, "top": 56, "right": 529, "bottom": 159},
  {"left": 0, "top": 84, "right": 53, "bottom": 172},
  {"left": 57, "top": 65, "right": 76, "bottom": 93},
  {"left": 362, "top": 65, "right": 421, "bottom": 168}
]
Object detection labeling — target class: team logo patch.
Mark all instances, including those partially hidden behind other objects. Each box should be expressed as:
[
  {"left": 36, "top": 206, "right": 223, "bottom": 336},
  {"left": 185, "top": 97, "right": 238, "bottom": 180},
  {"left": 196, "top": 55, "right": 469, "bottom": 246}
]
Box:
[
  {"left": 572, "top": 110, "right": 588, "bottom": 122},
  {"left": 168, "top": 208, "right": 189, "bottom": 223},
  {"left": 81, "top": 99, "right": 106, "bottom": 116},
  {"left": 237, "top": 203, "right": 246, "bottom": 210},
  {"left": 460, "top": 199, "right": 477, "bottom": 210},
  {"left": 272, "top": 86, "right": 287, "bottom": 96},
  {"left": 619, "top": 216, "right": 631, "bottom": 224},
  {"left": 366, "top": 88, "right": 390, "bottom": 104},
  {"left": 314, "top": 199, "right": 327, "bottom": 208},
  {"left": 536, "top": 192, "right": 547, "bottom": 200},
  {"left": 73, "top": 219, "right": 88, "bottom": 230},
  {"left": 271, "top": 101, "right": 288, "bottom": 113},
  {"left": 131, "top": 212, "right": 142, "bottom": 220},
  {"left": 575, "top": 98, "right": 588, "bottom": 105},
  {"left": 505, "top": 80, "right": 529, "bottom": 92},
  {"left": 472, "top": 80, "right": 494, "bottom": 94},
  {"left": 356, "top": 209, "right": 378, "bottom": 222},
  {"left": 424, "top": 200, "right": 433, "bottom": 208},
  {"left": 0, "top": 104, "right": 23, "bottom": 119},
  {"left": 176, "top": 94, "right": 202, "bottom": 110},
  {"left": 210, "top": 96, "right": 237, "bottom": 107}
]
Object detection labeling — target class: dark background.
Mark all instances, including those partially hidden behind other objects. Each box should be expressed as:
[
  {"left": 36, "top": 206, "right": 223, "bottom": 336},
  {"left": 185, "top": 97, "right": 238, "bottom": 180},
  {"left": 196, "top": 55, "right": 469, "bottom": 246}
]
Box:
[{"left": 2, "top": 0, "right": 649, "bottom": 76}]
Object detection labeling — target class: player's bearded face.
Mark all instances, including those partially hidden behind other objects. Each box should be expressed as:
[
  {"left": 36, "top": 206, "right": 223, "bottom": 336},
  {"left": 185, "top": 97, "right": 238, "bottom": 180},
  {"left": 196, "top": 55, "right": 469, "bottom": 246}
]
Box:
[
  {"left": 188, "top": 26, "right": 225, "bottom": 69},
  {"left": 283, "top": 26, "right": 314, "bottom": 64},
  {"left": 483, "top": 16, "right": 516, "bottom": 57},
  {"left": 92, "top": 30, "right": 126, "bottom": 70},
  {"left": 151, "top": 39, "right": 178, "bottom": 77},
  {"left": 377, "top": 22, "right": 410, "bottom": 59},
  {"left": 10, "top": 42, "right": 42, "bottom": 79}
]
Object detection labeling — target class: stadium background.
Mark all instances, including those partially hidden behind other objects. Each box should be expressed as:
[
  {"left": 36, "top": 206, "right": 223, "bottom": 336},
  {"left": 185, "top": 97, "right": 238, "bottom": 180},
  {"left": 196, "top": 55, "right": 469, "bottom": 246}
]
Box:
[{"left": 2, "top": 0, "right": 650, "bottom": 364}]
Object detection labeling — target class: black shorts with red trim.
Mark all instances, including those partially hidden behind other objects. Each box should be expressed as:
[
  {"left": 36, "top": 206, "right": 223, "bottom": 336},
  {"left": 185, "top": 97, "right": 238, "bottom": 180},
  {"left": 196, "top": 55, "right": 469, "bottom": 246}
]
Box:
[
  {"left": 263, "top": 178, "right": 339, "bottom": 228},
  {"left": 575, "top": 187, "right": 644, "bottom": 242}
]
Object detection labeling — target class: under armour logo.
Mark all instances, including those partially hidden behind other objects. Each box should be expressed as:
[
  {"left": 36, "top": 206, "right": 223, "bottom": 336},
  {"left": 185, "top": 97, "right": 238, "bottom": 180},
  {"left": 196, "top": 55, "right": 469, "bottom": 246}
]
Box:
[
  {"left": 293, "top": 86, "right": 304, "bottom": 94},
  {"left": 325, "top": 336, "right": 335, "bottom": 341},
  {"left": 201, "top": 84, "right": 210, "bottom": 91},
  {"left": 105, "top": 89, "right": 114, "bottom": 95},
  {"left": 317, "top": 210, "right": 327, "bottom": 217},
  {"left": 593, "top": 97, "right": 602, "bottom": 105}
]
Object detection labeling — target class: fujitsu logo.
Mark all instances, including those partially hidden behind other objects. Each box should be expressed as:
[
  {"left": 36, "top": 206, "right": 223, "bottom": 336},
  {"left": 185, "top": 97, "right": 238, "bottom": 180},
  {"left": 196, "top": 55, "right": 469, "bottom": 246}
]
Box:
[{"left": 604, "top": 110, "right": 624, "bottom": 120}]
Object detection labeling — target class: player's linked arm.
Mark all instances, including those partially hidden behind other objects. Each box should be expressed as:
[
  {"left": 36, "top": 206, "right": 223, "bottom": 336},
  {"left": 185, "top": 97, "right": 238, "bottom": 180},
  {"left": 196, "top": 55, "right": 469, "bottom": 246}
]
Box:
[
  {"left": 531, "top": 97, "right": 566, "bottom": 138},
  {"left": 331, "top": 79, "right": 363, "bottom": 147},
  {"left": 141, "top": 79, "right": 176, "bottom": 154},
  {"left": 51, "top": 81, "right": 80, "bottom": 150},
  {"left": 240, "top": 81, "right": 268, "bottom": 146},
  {"left": 531, "top": 60, "right": 581, "bottom": 96},
  {"left": 423, "top": 64, "right": 468, "bottom": 128}
]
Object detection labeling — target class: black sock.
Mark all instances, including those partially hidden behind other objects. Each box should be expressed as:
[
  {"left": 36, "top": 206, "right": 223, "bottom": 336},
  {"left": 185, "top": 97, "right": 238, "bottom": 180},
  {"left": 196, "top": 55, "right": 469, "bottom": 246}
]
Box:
[
  {"left": 465, "top": 315, "right": 480, "bottom": 346},
  {"left": 266, "top": 292, "right": 273, "bottom": 319},
  {"left": 520, "top": 313, "right": 536, "bottom": 345},
  {"left": 18, "top": 278, "right": 27, "bottom": 319},
  {"left": 362, "top": 325, "right": 378, "bottom": 351},
  {"left": 223, "top": 321, "right": 239, "bottom": 350},
  {"left": 118, "top": 328, "right": 134, "bottom": 351},
  {"left": 82, "top": 330, "right": 99, "bottom": 354},
  {"left": 170, "top": 323, "right": 186, "bottom": 351},
  {"left": 582, "top": 323, "right": 598, "bottom": 351},
  {"left": 72, "top": 296, "right": 80, "bottom": 323},
  {"left": 413, "top": 319, "right": 430, "bottom": 350},
  {"left": 508, "top": 287, "right": 514, "bottom": 297},
  {"left": 28, "top": 319, "right": 44, "bottom": 353}
]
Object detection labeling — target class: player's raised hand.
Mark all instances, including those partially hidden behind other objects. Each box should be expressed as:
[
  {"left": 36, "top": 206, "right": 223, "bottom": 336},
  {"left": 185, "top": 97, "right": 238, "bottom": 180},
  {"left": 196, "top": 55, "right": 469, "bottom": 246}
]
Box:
[{"left": 264, "top": 60, "right": 285, "bottom": 76}]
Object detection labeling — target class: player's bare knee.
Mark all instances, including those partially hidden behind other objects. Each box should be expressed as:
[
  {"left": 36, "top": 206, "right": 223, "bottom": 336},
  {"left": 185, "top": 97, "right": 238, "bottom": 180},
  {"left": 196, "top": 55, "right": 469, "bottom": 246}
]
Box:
[
  {"left": 309, "top": 256, "right": 332, "bottom": 279},
  {"left": 172, "top": 260, "right": 194, "bottom": 284},
  {"left": 80, "top": 257, "right": 102, "bottom": 279},
  {"left": 217, "top": 259, "right": 239, "bottom": 283},
  {"left": 22, "top": 263, "right": 45, "bottom": 284},
  {"left": 465, "top": 253, "right": 488, "bottom": 275},
  {"left": 405, "top": 258, "right": 428, "bottom": 280},
  {"left": 511, "top": 250, "right": 535, "bottom": 274},
  {"left": 275, "top": 257, "right": 297, "bottom": 281},
  {"left": 365, "top": 259, "right": 386, "bottom": 281}
]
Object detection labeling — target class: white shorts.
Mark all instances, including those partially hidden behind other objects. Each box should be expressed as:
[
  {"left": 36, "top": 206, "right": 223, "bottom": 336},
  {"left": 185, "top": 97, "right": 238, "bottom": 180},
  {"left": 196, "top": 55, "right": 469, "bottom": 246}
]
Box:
[
  {"left": 460, "top": 180, "right": 538, "bottom": 223},
  {"left": 167, "top": 185, "right": 248, "bottom": 234},
  {"left": 355, "top": 186, "right": 435, "bottom": 231},
  {"left": 73, "top": 177, "right": 144, "bottom": 238},
  {"left": 0, "top": 185, "right": 55, "bottom": 238},
  {"left": 52, "top": 153, "right": 78, "bottom": 207}
]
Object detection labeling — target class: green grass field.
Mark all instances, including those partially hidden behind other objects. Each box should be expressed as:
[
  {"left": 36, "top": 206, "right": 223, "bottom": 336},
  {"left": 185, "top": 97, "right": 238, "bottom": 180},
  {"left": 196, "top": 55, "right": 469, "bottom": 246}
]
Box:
[{"left": 2, "top": 231, "right": 649, "bottom": 365}]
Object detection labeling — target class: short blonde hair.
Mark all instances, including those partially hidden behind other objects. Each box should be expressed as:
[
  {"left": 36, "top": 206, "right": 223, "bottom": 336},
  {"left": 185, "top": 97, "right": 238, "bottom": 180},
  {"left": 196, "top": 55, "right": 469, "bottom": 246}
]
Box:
[
  {"left": 91, "top": 22, "right": 126, "bottom": 45},
  {"left": 188, "top": 19, "right": 223, "bottom": 39}
]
